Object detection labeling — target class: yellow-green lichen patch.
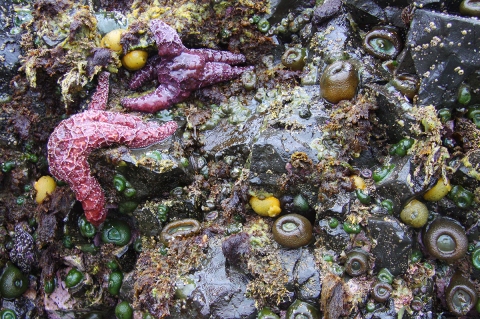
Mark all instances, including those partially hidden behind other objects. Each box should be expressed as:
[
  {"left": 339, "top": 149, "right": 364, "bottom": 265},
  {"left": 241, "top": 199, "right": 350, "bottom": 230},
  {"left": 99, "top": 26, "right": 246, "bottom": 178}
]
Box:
[
  {"left": 22, "top": 5, "right": 105, "bottom": 107},
  {"left": 241, "top": 217, "right": 289, "bottom": 307},
  {"left": 409, "top": 105, "right": 450, "bottom": 187},
  {"left": 134, "top": 234, "right": 207, "bottom": 317},
  {"left": 128, "top": 0, "right": 270, "bottom": 50}
]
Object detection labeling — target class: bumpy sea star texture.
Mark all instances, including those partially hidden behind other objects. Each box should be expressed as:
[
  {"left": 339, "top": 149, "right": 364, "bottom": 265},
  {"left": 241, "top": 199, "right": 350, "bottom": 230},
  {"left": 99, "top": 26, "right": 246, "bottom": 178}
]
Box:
[
  {"left": 121, "top": 19, "right": 253, "bottom": 113},
  {"left": 48, "top": 72, "right": 178, "bottom": 226}
]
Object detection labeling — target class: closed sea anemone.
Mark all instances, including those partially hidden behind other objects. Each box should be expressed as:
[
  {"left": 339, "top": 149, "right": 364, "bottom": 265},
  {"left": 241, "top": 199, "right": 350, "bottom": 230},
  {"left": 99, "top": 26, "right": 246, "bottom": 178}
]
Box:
[
  {"left": 445, "top": 272, "right": 478, "bottom": 315},
  {"left": 272, "top": 214, "right": 313, "bottom": 248},
  {"left": 320, "top": 60, "right": 359, "bottom": 104},
  {"left": 344, "top": 248, "right": 369, "bottom": 277},
  {"left": 423, "top": 217, "right": 468, "bottom": 262}
]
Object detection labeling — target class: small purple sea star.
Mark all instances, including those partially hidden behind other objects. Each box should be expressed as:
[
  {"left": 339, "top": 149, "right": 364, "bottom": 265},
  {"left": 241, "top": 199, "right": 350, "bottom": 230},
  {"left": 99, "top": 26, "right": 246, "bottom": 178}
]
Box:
[
  {"left": 47, "top": 72, "right": 177, "bottom": 226},
  {"left": 121, "top": 19, "right": 253, "bottom": 113}
]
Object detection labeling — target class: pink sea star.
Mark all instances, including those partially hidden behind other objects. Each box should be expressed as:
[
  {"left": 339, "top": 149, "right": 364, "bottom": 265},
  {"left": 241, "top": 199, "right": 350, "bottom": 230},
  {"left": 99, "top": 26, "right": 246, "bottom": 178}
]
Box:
[
  {"left": 47, "top": 72, "right": 178, "bottom": 226},
  {"left": 121, "top": 19, "right": 253, "bottom": 113}
]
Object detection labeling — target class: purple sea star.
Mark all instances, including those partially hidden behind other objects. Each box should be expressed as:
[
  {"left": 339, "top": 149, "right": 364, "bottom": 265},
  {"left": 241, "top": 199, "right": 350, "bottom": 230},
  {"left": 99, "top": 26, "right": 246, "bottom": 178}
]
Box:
[
  {"left": 47, "top": 72, "right": 177, "bottom": 226},
  {"left": 121, "top": 19, "right": 253, "bottom": 113}
]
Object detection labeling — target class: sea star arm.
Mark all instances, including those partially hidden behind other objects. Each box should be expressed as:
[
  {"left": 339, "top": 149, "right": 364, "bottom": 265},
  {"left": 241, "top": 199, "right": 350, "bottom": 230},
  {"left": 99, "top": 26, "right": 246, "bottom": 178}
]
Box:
[
  {"left": 121, "top": 83, "right": 189, "bottom": 113},
  {"left": 197, "top": 63, "right": 254, "bottom": 88},
  {"left": 188, "top": 48, "right": 246, "bottom": 64},
  {"left": 88, "top": 72, "right": 111, "bottom": 110},
  {"left": 149, "top": 19, "right": 186, "bottom": 57},
  {"left": 128, "top": 56, "right": 162, "bottom": 90},
  {"left": 48, "top": 70, "right": 178, "bottom": 226}
]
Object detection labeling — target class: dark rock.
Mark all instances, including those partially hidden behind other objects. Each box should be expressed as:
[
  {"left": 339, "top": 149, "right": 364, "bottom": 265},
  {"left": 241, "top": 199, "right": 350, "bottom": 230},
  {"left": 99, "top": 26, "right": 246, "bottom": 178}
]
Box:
[
  {"left": 384, "top": 6, "right": 407, "bottom": 28},
  {"left": 278, "top": 249, "right": 300, "bottom": 292},
  {"left": 343, "top": 0, "right": 386, "bottom": 26},
  {"left": 312, "top": 0, "right": 342, "bottom": 26},
  {"left": 294, "top": 248, "right": 322, "bottom": 302},
  {"left": 97, "top": 133, "right": 192, "bottom": 200},
  {"left": 367, "top": 83, "right": 416, "bottom": 142},
  {"left": 374, "top": 156, "right": 429, "bottom": 214},
  {"left": 451, "top": 149, "right": 480, "bottom": 189},
  {"left": 315, "top": 14, "right": 363, "bottom": 61},
  {"left": 395, "top": 48, "right": 417, "bottom": 75},
  {"left": 365, "top": 299, "right": 397, "bottom": 319},
  {"left": 248, "top": 86, "right": 326, "bottom": 192},
  {"left": 203, "top": 113, "right": 263, "bottom": 161},
  {"left": 316, "top": 218, "right": 350, "bottom": 253},
  {"left": 0, "top": 0, "right": 23, "bottom": 94},
  {"left": 170, "top": 239, "right": 256, "bottom": 319},
  {"left": 367, "top": 216, "right": 412, "bottom": 276},
  {"left": 133, "top": 204, "right": 162, "bottom": 237},
  {"left": 406, "top": 9, "right": 480, "bottom": 109},
  {"left": 318, "top": 191, "right": 351, "bottom": 219},
  {"left": 277, "top": 247, "right": 322, "bottom": 304},
  {"left": 375, "top": 0, "right": 409, "bottom": 8},
  {"left": 268, "top": 0, "right": 316, "bottom": 23}
]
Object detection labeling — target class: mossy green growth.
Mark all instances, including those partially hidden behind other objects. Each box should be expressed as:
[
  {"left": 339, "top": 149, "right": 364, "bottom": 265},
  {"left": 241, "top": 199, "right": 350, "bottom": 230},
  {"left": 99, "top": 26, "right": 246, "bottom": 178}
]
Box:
[
  {"left": 115, "top": 301, "right": 133, "bottom": 319},
  {"left": 286, "top": 299, "right": 320, "bottom": 319},
  {"left": 409, "top": 249, "right": 423, "bottom": 263},
  {"left": 257, "top": 307, "right": 280, "bottom": 319},
  {"left": 108, "top": 271, "right": 123, "bottom": 295},
  {"left": 377, "top": 268, "right": 394, "bottom": 284},
  {"left": 466, "top": 105, "right": 480, "bottom": 129},
  {"left": 113, "top": 174, "right": 127, "bottom": 192},
  {"left": 372, "top": 164, "right": 395, "bottom": 183},
  {"left": 257, "top": 18, "right": 270, "bottom": 33},
  {"left": 448, "top": 185, "right": 474, "bottom": 208},
  {"left": 293, "top": 194, "right": 309, "bottom": 212},
  {"left": 0, "top": 309, "right": 17, "bottom": 319},
  {"left": 472, "top": 247, "right": 480, "bottom": 270},
  {"left": 1, "top": 161, "right": 15, "bottom": 173},
  {"left": 355, "top": 189, "right": 371, "bottom": 205},
  {"left": 118, "top": 201, "right": 138, "bottom": 214},
  {"left": 0, "top": 263, "right": 29, "bottom": 299},
  {"left": 101, "top": 219, "right": 131, "bottom": 246},
  {"left": 389, "top": 138, "right": 414, "bottom": 156},
  {"left": 343, "top": 222, "right": 361, "bottom": 234},
  {"left": 457, "top": 83, "right": 471, "bottom": 105},
  {"left": 44, "top": 277, "right": 56, "bottom": 294},
  {"left": 65, "top": 268, "right": 84, "bottom": 288},
  {"left": 78, "top": 215, "right": 96, "bottom": 238},
  {"left": 380, "top": 199, "right": 394, "bottom": 214},
  {"left": 437, "top": 108, "right": 451, "bottom": 123}
]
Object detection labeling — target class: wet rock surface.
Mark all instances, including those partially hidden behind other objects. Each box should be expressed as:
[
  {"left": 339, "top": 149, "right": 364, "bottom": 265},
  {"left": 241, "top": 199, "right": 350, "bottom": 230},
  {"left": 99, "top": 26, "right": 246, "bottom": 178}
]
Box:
[
  {"left": 406, "top": 9, "right": 480, "bottom": 109},
  {"left": 0, "top": 0, "right": 479, "bottom": 318},
  {"left": 367, "top": 216, "right": 413, "bottom": 276},
  {"left": 170, "top": 238, "right": 257, "bottom": 319},
  {"left": 0, "top": 0, "right": 24, "bottom": 94}
]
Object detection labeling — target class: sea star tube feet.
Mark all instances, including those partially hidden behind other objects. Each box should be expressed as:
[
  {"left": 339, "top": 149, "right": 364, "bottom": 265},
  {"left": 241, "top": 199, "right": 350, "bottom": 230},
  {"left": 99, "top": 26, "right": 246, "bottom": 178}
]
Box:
[
  {"left": 47, "top": 72, "right": 178, "bottom": 226},
  {"left": 121, "top": 19, "right": 253, "bottom": 113}
]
